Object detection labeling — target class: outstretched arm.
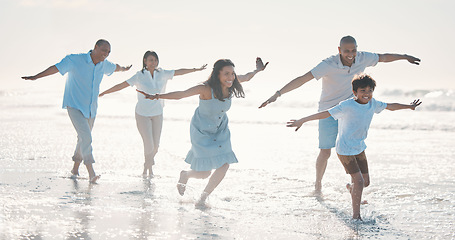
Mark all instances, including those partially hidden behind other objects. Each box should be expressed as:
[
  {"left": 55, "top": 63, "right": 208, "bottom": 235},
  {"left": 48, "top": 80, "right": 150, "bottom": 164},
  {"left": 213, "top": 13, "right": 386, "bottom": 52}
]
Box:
[
  {"left": 115, "top": 64, "right": 132, "bottom": 72},
  {"left": 21, "top": 65, "right": 59, "bottom": 80},
  {"left": 386, "top": 99, "right": 422, "bottom": 111},
  {"left": 378, "top": 54, "right": 420, "bottom": 65},
  {"left": 287, "top": 111, "right": 331, "bottom": 131},
  {"left": 237, "top": 57, "right": 269, "bottom": 83},
  {"left": 174, "top": 64, "right": 207, "bottom": 76},
  {"left": 137, "top": 84, "right": 208, "bottom": 100},
  {"left": 99, "top": 81, "right": 129, "bottom": 97},
  {"left": 259, "top": 71, "right": 314, "bottom": 108}
]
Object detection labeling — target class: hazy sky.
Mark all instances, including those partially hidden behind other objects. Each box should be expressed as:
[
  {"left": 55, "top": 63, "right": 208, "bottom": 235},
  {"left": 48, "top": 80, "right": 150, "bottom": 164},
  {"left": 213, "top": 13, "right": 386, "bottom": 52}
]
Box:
[{"left": 2, "top": 0, "right": 454, "bottom": 92}]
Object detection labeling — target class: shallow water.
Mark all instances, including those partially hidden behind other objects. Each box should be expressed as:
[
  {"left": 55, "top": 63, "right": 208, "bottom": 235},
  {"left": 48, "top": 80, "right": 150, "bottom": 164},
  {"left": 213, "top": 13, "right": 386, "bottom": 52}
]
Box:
[{"left": 1, "top": 89, "right": 454, "bottom": 239}]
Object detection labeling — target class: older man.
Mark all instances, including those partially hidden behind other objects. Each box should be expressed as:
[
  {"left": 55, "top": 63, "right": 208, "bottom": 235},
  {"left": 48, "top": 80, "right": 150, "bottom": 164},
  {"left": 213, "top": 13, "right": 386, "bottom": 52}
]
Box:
[{"left": 22, "top": 39, "right": 131, "bottom": 183}]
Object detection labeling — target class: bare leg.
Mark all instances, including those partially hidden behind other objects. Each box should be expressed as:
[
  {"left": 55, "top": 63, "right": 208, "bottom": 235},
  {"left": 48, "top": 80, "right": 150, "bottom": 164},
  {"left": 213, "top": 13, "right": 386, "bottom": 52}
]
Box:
[
  {"left": 350, "top": 172, "right": 364, "bottom": 219},
  {"left": 185, "top": 170, "right": 212, "bottom": 180},
  {"left": 315, "top": 148, "right": 331, "bottom": 192},
  {"left": 203, "top": 164, "right": 229, "bottom": 194},
  {"left": 143, "top": 157, "right": 155, "bottom": 177},
  {"left": 86, "top": 163, "right": 100, "bottom": 184},
  {"left": 71, "top": 161, "right": 81, "bottom": 176},
  {"left": 177, "top": 169, "right": 211, "bottom": 196},
  {"left": 346, "top": 174, "right": 369, "bottom": 205},
  {"left": 362, "top": 173, "right": 370, "bottom": 187},
  {"left": 142, "top": 166, "right": 149, "bottom": 176},
  {"left": 196, "top": 164, "right": 229, "bottom": 206}
]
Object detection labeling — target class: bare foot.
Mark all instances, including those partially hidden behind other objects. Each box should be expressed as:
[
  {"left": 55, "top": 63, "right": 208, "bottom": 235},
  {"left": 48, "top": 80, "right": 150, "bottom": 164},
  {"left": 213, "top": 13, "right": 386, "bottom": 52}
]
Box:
[
  {"left": 312, "top": 189, "right": 322, "bottom": 197},
  {"left": 142, "top": 168, "right": 154, "bottom": 178},
  {"left": 71, "top": 169, "right": 79, "bottom": 175},
  {"left": 351, "top": 217, "right": 363, "bottom": 222},
  {"left": 315, "top": 181, "right": 322, "bottom": 192},
  {"left": 70, "top": 170, "right": 79, "bottom": 179},
  {"left": 177, "top": 171, "right": 188, "bottom": 196},
  {"left": 347, "top": 184, "right": 367, "bottom": 204},
  {"left": 195, "top": 191, "right": 210, "bottom": 208},
  {"left": 90, "top": 175, "right": 100, "bottom": 184}
]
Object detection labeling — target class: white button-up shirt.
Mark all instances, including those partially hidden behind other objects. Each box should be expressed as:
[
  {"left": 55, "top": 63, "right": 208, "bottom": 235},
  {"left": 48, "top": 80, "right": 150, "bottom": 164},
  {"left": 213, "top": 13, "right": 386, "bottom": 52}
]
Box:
[{"left": 126, "top": 68, "right": 175, "bottom": 117}]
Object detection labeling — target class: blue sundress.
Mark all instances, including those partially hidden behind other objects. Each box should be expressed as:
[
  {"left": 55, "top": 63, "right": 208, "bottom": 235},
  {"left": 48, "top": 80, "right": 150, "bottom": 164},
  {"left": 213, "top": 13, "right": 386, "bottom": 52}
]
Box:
[{"left": 184, "top": 89, "right": 238, "bottom": 171}]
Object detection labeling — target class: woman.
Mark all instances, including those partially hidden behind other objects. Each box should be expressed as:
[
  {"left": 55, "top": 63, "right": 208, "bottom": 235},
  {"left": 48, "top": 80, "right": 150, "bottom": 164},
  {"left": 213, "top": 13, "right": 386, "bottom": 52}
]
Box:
[
  {"left": 138, "top": 58, "right": 268, "bottom": 206},
  {"left": 99, "top": 51, "right": 207, "bottom": 177}
]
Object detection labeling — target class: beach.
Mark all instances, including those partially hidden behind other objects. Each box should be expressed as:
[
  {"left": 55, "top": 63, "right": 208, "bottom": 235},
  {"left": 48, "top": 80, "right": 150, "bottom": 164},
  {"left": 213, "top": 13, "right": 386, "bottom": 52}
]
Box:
[
  {"left": 1, "top": 86, "right": 455, "bottom": 239},
  {"left": 2, "top": 0, "right": 455, "bottom": 238}
]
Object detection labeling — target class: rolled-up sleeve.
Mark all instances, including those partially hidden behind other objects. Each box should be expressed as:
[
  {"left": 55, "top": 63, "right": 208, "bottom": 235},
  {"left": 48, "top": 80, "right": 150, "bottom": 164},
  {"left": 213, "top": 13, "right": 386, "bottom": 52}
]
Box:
[
  {"left": 55, "top": 55, "right": 73, "bottom": 75},
  {"left": 104, "top": 60, "right": 117, "bottom": 76}
]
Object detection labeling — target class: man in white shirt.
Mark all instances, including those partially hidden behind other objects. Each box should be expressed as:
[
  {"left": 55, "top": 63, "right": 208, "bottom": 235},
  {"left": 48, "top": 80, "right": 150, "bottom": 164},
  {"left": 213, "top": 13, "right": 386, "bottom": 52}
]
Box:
[{"left": 259, "top": 36, "right": 420, "bottom": 192}]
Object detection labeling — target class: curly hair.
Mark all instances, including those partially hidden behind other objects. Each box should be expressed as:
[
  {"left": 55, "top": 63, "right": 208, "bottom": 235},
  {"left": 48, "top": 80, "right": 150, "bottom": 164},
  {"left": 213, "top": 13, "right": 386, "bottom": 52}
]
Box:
[
  {"left": 352, "top": 74, "right": 376, "bottom": 92},
  {"left": 205, "top": 59, "right": 244, "bottom": 101}
]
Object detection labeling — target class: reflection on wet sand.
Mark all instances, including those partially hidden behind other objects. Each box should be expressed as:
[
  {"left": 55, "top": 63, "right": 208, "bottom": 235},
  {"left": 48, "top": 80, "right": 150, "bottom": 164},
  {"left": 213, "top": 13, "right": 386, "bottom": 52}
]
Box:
[
  {"left": 132, "top": 178, "right": 159, "bottom": 238},
  {"left": 66, "top": 179, "right": 93, "bottom": 239}
]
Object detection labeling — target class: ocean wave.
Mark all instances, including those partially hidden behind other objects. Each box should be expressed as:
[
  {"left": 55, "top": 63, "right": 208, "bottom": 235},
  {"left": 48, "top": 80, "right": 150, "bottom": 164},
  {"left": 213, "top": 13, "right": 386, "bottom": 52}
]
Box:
[
  {"left": 262, "top": 89, "right": 455, "bottom": 112},
  {"left": 0, "top": 90, "right": 24, "bottom": 97},
  {"left": 379, "top": 89, "right": 455, "bottom": 112},
  {"left": 381, "top": 89, "right": 454, "bottom": 98},
  {"left": 370, "top": 122, "right": 455, "bottom": 132},
  {"left": 158, "top": 116, "right": 455, "bottom": 133}
]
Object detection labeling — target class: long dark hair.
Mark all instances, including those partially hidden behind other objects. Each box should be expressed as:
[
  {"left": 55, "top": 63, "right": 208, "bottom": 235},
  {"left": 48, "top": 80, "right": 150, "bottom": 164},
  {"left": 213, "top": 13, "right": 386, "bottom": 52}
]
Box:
[
  {"left": 141, "top": 51, "right": 159, "bottom": 73},
  {"left": 205, "top": 59, "right": 244, "bottom": 101}
]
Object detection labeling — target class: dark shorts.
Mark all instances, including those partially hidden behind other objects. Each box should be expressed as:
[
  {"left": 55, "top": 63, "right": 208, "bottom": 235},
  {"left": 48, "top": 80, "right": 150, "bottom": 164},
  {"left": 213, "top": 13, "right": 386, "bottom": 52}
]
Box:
[{"left": 337, "top": 151, "right": 369, "bottom": 174}]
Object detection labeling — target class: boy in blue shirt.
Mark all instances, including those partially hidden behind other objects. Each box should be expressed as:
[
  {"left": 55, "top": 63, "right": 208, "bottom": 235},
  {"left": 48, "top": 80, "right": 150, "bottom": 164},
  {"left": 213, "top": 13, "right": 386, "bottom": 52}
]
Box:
[{"left": 287, "top": 74, "right": 421, "bottom": 219}]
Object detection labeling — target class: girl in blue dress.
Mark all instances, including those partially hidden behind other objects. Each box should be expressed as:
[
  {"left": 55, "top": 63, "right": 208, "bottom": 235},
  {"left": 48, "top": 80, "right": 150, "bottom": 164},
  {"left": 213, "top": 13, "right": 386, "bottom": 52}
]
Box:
[{"left": 138, "top": 58, "right": 268, "bottom": 206}]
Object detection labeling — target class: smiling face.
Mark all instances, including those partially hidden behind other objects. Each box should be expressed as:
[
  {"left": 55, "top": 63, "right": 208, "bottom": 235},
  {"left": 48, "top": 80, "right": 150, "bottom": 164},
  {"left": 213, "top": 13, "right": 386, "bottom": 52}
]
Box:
[
  {"left": 218, "top": 65, "right": 236, "bottom": 89},
  {"left": 91, "top": 43, "right": 111, "bottom": 64},
  {"left": 144, "top": 55, "right": 159, "bottom": 71},
  {"left": 353, "top": 86, "right": 374, "bottom": 104},
  {"left": 338, "top": 42, "right": 357, "bottom": 67}
]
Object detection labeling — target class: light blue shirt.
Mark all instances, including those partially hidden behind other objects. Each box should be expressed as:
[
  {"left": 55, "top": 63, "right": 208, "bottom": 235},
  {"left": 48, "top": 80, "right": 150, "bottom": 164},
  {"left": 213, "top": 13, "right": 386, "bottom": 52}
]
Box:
[
  {"left": 328, "top": 97, "right": 387, "bottom": 155},
  {"left": 55, "top": 51, "right": 116, "bottom": 118}
]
